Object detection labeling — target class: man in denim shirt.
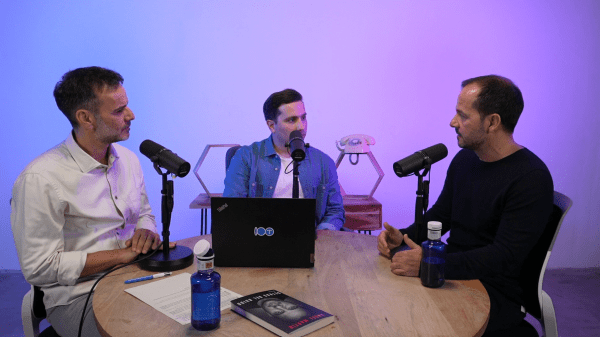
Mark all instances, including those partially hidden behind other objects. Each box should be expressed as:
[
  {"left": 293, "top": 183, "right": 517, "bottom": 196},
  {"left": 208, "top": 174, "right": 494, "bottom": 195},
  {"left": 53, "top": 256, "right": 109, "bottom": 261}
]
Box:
[{"left": 224, "top": 89, "right": 345, "bottom": 230}]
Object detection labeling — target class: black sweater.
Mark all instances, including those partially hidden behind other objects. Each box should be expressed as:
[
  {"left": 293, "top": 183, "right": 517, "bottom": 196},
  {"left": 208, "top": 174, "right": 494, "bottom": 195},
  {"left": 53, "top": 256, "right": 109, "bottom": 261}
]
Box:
[{"left": 400, "top": 148, "right": 553, "bottom": 305}]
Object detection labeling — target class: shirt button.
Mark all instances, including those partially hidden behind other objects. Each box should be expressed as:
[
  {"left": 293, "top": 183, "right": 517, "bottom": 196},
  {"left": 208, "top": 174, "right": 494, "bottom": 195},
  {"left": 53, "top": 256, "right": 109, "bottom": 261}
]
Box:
[
  {"left": 251, "top": 182, "right": 256, "bottom": 186},
  {"left": 275, "top": 167, "right": 279, "bottom": 171},
  {"left": 115, "top": 195, "right": 118, "bottom": 199},
  {"left": 269, "top": 186, "right": 273, "bottom": 189}
]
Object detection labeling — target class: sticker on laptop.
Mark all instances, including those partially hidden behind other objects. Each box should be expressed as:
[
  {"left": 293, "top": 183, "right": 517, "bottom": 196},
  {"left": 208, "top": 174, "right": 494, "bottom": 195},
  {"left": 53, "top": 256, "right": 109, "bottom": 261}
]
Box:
[{"left": 255, "top": 227, "right": 274, "bottom": 236}]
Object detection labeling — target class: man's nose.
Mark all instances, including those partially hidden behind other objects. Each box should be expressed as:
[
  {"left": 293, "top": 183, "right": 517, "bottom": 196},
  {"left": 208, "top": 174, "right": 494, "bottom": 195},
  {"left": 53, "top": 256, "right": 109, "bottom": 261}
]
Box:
[
  {"left": 127, "top": 108, "right": 135, "bottom": 121},
  {"left": 449, "top": 115, "right": 457, "bottom": 127}
]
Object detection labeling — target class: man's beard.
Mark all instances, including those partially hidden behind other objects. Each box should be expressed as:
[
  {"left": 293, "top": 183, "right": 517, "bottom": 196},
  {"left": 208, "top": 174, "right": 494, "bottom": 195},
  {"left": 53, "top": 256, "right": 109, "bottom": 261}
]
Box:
[{"left": 458, "top": 134, "right": 484, "bottom": 151}]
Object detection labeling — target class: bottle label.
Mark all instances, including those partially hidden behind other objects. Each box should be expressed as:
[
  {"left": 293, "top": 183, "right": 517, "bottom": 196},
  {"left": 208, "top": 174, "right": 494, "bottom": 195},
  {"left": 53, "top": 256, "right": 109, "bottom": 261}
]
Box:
[
  {"left": 428, "top": 230, "right": 441, "bottom": 240},
  {"left": 197, "top": 258, "right": 214, "bottom": 271}
]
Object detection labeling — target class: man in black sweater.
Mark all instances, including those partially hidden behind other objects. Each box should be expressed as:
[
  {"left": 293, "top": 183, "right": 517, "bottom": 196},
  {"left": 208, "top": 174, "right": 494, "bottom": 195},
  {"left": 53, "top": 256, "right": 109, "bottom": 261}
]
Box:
[{"left": 378, "top": 75, "right": 553, "bottom": 335}]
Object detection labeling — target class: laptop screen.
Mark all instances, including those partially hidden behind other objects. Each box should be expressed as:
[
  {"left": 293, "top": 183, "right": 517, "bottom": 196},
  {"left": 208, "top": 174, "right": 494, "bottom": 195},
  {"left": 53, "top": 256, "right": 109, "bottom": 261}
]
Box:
[{"left": 210, "top": 197, "right": 317, "bottom": 268}]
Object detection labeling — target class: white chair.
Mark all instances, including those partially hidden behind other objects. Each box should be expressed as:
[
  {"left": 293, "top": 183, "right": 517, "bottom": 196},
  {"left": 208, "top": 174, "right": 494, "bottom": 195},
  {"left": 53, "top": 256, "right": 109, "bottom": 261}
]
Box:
[
  {"left": 21, "top": 285, "right": 59, "bottom": 337},
  {"left": 519, "top": 191, "right": 572, "bottom": 337}
]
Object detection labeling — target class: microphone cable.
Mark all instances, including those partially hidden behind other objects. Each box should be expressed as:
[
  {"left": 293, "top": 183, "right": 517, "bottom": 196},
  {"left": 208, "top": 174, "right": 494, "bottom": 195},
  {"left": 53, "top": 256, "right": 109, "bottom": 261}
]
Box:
[
  {"left": 77, "top": 242, "right": 164, "bottom": 337},
  {"left": 284, "top": 159, "right": 298, "bottom": 174}
]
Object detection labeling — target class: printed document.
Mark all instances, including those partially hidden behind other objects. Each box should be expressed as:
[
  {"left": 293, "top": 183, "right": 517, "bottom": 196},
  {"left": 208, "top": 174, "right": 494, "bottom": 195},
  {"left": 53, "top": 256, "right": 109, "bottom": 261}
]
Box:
[{"left": 125, "top": 272, "right": 242, "bottom": 325}]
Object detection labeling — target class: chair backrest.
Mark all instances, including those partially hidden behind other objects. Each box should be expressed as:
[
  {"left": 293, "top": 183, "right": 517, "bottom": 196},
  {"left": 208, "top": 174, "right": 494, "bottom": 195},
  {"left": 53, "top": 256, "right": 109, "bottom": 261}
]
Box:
[
  {"left": 225, "top": 145, "right": 241, "bottom": 171},
  {"left": 23, "top": 285, "right": 60, "bottom": 337},
  {"left": 32, "top": 286, "right": 47, "bottom": 319},
  {"left": 519, "top": 191, "right": 572, "bottom": 319}
]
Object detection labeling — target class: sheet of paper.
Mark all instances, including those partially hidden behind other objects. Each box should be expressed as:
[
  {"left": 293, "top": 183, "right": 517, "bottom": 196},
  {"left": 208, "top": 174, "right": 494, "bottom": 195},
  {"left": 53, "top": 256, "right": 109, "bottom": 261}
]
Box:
[{"left": 124, "top": 272, "right": 242, "bottom": 325}]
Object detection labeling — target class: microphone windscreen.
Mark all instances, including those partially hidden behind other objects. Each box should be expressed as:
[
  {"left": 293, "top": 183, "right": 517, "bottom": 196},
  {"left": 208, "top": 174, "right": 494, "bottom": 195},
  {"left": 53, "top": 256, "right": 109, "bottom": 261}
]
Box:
[
  {"left": 139, "top": 140, "right": 191, "bottom": 178},
  {"left": 393, "top": 143, "right": 448, "bottom": 177},
  {"left": 422, "top": 143, "right": 448, "bottom": 163},
  {"left": 140, "top": 140, "right": 163, "bottom": 159},
  {"left": 289, "top": 130, "right": 306, "bottom": 161}
]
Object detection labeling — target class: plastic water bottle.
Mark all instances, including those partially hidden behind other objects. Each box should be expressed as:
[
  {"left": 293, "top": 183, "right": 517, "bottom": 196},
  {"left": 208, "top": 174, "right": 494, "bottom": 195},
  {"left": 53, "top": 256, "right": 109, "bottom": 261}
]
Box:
[
  {"left": 191, "top": 239, "right": 221, "bottom": 330},
  {"left": 420, "top": 221, "right": 446, "bottom": 288}
]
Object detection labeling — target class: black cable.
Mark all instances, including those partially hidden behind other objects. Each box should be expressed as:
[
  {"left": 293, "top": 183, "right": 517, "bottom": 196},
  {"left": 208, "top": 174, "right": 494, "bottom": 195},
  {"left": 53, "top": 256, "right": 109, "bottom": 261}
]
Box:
[
  {"left": 284, "top": 159, "right": 296, "bottom": 174},
  {"left": 77, "top": 242, "right": 163, "bottom": 337}
]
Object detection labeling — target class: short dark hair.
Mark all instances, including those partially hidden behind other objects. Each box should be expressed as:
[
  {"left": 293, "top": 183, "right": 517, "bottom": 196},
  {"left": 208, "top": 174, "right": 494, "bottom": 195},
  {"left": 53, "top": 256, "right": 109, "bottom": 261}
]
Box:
[
  {"left": 53, "top": 66, "right": 124, "bottom": 128},
  {"left": 263, "top": 89, "right": 303, "bottom": 122},
  {"left": 461, "top": 75, "right": 524, "bottom": 133}
]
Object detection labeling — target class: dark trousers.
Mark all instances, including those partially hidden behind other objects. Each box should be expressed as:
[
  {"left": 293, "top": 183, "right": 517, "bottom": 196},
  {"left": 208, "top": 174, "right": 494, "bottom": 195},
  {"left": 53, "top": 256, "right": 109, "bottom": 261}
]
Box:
[{"left": 481, "top": 282, "right": 527, "bottom": 336}]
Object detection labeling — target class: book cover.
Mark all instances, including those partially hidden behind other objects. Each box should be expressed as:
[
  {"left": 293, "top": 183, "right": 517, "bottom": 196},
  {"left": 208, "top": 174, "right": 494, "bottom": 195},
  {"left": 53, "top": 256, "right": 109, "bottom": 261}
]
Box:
[{"left": 231, "top": 290, "right": 334, "bottom": 337}]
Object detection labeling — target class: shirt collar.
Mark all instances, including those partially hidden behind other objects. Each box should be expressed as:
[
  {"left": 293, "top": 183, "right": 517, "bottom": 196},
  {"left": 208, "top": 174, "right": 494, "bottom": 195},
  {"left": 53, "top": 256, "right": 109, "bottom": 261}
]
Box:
[
  {"left": 264, "top": 134, "right": 277, "bottom": 157},
  {"left": 65, "top": 131, "right": 120, "bottom": 173}
]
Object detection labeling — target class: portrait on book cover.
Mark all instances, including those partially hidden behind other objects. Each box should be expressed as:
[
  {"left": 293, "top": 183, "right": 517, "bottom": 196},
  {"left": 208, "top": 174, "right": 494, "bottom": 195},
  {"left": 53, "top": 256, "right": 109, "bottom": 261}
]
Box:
[{"left": 247, "top": 297, "right": 309, "bottom": 322}]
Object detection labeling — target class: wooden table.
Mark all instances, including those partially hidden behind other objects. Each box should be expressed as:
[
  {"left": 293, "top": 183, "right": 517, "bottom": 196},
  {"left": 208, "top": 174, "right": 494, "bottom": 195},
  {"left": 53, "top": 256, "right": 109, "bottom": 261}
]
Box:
[{"left": 93, "top": 231, "right": 490, "bottom": 336}]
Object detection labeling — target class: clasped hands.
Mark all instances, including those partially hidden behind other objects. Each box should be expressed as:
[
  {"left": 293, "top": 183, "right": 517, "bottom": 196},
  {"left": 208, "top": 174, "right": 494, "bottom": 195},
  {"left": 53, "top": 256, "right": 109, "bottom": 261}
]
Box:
[{"left": 377, "top": 222, "right": 422, "bottom": 277}]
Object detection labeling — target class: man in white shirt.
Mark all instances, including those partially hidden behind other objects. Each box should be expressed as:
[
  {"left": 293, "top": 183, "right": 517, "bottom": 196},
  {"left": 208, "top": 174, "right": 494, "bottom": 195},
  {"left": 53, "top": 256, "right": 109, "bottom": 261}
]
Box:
[{"left": 11, "top": 66, "right": 171, "bottom": 337}]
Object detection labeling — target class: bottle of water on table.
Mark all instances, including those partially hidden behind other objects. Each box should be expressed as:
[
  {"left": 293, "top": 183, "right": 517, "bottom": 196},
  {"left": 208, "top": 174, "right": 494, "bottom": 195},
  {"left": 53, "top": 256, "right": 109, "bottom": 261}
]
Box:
[
  {"left": 420, "top": 221, "right": 446, "bottom": 288},
  {"left": 191, "top": 239, "right": 221, "bottom": 330}
]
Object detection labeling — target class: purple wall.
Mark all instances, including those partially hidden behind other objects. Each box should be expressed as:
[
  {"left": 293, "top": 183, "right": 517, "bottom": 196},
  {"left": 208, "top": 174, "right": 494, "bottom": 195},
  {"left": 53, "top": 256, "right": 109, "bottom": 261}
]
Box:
[{"left": 2, "top": 1, "right": 599, "bottom": 270}]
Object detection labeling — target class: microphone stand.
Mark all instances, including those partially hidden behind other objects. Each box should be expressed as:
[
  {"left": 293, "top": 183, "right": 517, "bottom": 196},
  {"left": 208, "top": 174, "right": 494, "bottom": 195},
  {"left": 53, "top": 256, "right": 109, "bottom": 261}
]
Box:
[
  {"left": 413, "top": 158, "right": 432, "bottom": 245},
  {"left": 292, "top": 160, "right": 300, "bottom": 199},
  {"left": 139, "top": 163, "right": 194, "bottom": 272},
  {"left": 286, "top": 137, "right": 308, "bottom": 199}
]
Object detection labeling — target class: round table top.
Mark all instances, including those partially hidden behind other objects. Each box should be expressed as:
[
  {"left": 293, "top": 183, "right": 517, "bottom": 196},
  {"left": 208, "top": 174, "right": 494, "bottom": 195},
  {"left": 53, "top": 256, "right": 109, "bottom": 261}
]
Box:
[{"left": 93, "top": 230, "right": 489, "bottom": 336}]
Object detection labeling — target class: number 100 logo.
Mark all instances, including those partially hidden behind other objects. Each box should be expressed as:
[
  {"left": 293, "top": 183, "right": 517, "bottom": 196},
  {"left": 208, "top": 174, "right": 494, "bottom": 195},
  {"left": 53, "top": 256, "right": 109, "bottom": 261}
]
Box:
[{"left": 254, "top": 227, "right": 274, "bottom": 236}]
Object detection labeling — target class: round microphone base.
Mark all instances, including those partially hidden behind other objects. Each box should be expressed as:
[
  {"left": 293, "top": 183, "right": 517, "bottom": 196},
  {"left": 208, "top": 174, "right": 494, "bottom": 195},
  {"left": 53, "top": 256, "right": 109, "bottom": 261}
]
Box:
[{"left": 138, "top": 246, "right": 194, "bottom": 272}]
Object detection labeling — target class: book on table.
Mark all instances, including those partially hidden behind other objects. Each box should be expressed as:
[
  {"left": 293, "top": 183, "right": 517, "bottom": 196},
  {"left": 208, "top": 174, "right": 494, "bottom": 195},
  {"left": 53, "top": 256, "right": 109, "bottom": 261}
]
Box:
[{"left": 230, "top": 290, "right": 335, "bottom": 336}]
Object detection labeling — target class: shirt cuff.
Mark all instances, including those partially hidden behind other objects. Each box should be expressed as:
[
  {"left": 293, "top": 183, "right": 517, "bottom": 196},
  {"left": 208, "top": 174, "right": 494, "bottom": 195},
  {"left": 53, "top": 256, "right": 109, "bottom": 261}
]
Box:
[
  {"left": 135, "top": 217, "right": 158, "bottom": 234},
  {"left": 58, "top": 251, "right": 87, "bottom": 286}
]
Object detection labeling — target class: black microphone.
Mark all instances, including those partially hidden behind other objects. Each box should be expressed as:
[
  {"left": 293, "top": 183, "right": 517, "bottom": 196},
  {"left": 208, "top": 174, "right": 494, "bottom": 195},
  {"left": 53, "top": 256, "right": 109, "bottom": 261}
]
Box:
[
  {"left": 393, "top": 143, "right": 448, "bottom": 177},
  {"left": 140, "top": 140, "right": 191, "bottom": 177},
  {"left": 287, "top": 130, "right": 306, "bottom": 162}
]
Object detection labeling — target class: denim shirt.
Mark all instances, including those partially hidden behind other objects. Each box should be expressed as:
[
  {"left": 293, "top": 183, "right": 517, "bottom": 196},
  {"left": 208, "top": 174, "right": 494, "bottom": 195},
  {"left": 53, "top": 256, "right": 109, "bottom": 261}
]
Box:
[{"left": 223, "top": 135, "right": 345, "bottom": 230}]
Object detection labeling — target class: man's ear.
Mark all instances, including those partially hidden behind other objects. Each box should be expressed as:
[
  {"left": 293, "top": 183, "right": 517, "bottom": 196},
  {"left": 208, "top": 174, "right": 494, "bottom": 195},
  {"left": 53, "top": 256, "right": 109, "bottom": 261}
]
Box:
[
  {"left": 75, "top": 109, "right": 96, "bottom": 131},
  {"left": 266, "top": 119, "right": 276, "bottom": 133},
  {"left": 486, "top": 114, "right": 502, "bottom": 133}
]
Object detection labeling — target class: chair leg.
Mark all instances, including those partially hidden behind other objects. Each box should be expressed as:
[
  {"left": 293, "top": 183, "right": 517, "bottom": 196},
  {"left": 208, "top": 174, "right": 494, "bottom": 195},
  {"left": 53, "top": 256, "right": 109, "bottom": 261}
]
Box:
[
  {"left": 22, "top": 288, "right": 42, "bottom": 337},
  {"left": 540, "top": 290, "right": 558, "bottom": 337}
]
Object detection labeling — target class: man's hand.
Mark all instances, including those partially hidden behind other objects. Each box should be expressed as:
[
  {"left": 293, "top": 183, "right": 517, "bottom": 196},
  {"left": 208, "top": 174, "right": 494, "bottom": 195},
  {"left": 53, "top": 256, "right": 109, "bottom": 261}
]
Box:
[
  {"left": 126, "top": 229, "right": 176, "bottom": 254},
  {"left": 390, "top": 234, "right": 422, "bottom": 277},
  {"left": 82, "top": 230, "right": 178, "bottom": 277},
  {"left": 377, "top": 222, "right": 404, "bottom": 258},
  {"left": 118, "top": 245, "right": 141, "bottom": 265}
]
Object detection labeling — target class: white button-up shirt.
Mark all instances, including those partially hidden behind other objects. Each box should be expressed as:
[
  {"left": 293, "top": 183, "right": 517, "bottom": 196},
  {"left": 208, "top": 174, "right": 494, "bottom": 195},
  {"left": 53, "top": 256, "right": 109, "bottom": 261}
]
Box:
[{"left": 11, "top": 132, "right": 157, "bottom": 309}]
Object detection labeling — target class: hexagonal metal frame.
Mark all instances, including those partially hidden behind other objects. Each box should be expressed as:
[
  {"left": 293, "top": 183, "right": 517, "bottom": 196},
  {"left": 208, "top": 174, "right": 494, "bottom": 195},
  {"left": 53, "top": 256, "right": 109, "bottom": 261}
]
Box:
[
  {"left": 193, "top": 144, "right": 240, "bottom": 197},
  {"left": 335, "top": 151, "right": 384, "bottom": 200}
]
